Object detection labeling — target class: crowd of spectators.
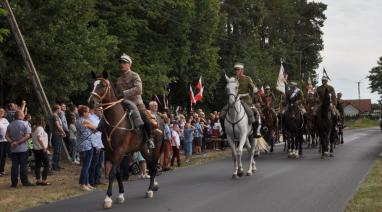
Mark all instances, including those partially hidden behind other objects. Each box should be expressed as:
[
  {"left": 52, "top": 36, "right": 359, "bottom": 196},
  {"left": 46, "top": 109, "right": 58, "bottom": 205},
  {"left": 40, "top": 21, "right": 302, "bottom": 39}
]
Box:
[{"left": 0, "top": 100, "right": 224, "bottom": 190}]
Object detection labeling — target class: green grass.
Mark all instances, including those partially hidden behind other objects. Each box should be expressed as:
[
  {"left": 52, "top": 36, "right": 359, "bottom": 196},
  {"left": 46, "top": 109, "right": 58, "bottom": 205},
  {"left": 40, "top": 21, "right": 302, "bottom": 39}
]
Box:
[
  {"left": 346, "top": 157, "right": 382, "bottom": 212},
  {"left": 345, "top": 118, "right": 379, "bottom": 129}
]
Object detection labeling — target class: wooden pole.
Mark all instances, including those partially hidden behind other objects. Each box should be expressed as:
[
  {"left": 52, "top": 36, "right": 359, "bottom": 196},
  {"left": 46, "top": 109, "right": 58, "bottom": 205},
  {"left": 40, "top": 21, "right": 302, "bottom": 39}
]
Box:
[{"left": 1, "top": 0, "right": 71, "bottom": 161}]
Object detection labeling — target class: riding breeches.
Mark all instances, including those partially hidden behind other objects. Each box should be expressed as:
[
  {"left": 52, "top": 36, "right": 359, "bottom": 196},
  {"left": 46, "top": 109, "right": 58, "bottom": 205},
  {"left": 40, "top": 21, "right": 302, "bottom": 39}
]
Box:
[{"left": 220, "top": 102, "right": 256, "bottom": 124}]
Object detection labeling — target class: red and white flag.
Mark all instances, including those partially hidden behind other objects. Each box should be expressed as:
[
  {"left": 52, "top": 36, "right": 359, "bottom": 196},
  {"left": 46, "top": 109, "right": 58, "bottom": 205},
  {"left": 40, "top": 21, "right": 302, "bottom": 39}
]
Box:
[
  {"left": 259, "top": 85, "right": 265, "bottom": 96},
  {"left": 195, "top": 86, "right": 204, "bottom": 102},
  {"left": 196, "top": 76, "right": 202, "bottom": 90},
  {"left": 189, "top": 85, "right": 196, "bottom": 104}
]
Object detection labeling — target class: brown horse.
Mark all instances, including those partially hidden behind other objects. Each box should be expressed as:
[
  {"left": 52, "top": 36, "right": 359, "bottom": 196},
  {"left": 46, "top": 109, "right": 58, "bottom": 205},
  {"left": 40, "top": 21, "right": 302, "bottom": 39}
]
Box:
[
  {"left": 262, "top": 105, "right": 278, "bottom": 152},
  {"left": 88, "top": 71, "right": 162, "bottom": 209}
]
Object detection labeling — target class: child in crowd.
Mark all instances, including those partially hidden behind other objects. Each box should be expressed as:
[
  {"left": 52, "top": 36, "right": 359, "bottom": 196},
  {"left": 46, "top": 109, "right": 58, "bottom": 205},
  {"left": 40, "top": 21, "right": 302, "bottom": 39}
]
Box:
[
  {"left": 69, "top": 115, "right": 79, "bottom": 164},
  {"left": 171, "top": 124, "right": 181, "bottom": 167}
]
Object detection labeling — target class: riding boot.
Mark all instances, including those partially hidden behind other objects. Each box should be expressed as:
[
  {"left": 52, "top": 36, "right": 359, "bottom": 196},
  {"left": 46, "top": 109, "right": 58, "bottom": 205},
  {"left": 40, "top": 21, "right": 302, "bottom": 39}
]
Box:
[
  {"left": 253, "top": 119, "right": 262, "bottom": 138},
  {"left": 139, "top": 110, "right": 155, "bottom": 149}
]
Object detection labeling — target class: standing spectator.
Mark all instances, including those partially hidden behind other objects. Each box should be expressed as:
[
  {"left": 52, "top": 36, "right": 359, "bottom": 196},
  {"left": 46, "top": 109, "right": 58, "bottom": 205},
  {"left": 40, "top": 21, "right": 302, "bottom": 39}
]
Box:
[
  {"left": 183, "top": 122, "right": 194, "bottom": 163},
  {"left": 69, "top": 114, "right": 79, "bottom": 164},
  {"left": 194, "top": 118, "right": 202, "bottom": 155},
  {"left": 76, "top": 105, "right": 96, "bottom": 191},
  {"left": 162, "top": 117, "right": 172, "bottom": 171},
  {"left": 32, "top": 116, "right": 50, "bottom": 186},
  {"left": 59, "top": 103, "right": 70, "bottom": 159},
  {"left": 132, "top": 152, "right": 150, "bottom": 179},
  {"left": 51, "top": 104, "right": 66, "bottom": 171},
  {"left": 6, "top": 110, "right": 33, "bottom": 187},
  {"left": 0, "top": 108, "right": 10, "bottom": 176},
  {"left": 88, "top": 108, "right": 104, "bottom": 186},
  {"left": 170, "top": 124, "right": 181, "bottom": 167}
]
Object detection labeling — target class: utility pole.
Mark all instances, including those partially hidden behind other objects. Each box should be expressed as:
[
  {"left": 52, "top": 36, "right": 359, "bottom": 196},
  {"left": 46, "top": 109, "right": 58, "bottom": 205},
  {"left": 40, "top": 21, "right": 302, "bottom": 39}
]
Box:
[{"left": 1, "top": 0, "right": 71, "bottom": 161}]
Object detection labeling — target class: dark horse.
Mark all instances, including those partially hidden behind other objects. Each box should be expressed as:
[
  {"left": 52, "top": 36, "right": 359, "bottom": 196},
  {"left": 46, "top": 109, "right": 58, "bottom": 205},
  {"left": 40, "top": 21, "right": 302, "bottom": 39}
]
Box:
[
  {"left": 315, "top": 88, "right": 337, "bottom": 159},
  {"left": 284, "top": 100, "right": 305, "bottom": 159},
  {"left": 88, "top": 71, "right": 162, "bottom": 209},
  {"left": 262, "top": 106, "right": 278, "bottom": 152},
  {"left": 305, "top": 92, "right": 318, "bottom": 148}
]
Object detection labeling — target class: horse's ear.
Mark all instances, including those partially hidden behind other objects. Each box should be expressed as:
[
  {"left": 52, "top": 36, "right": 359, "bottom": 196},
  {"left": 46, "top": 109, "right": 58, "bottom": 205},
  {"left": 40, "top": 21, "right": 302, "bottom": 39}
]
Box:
[
  {"left": 102, "top": 70, "right": 109, "bottom": 79},
  {"left": 225, "top": 74, "right": 230, "bottom": 82},
  {"left": 91, "top": 71, "right": 97, "bottom": 79}
]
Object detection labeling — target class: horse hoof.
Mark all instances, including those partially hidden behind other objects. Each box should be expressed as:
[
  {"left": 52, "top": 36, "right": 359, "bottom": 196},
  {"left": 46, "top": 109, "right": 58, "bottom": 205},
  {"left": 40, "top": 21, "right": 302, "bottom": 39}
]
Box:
[
  {"left": 252, "top": 169, "right": 257, "bottom": 174},
  {"left": 152, "top": 185, "right": 159, "bottom": 191},
  {"left": 232, "top": 174, "right": 239, "bottom": 179},
  {"left": 330, "top": 153, "right": 334, "bottom": 157},
  {"left": 103, "top": 198, "right": 113, "bottom": 209},
  {"left": 146, "top": 190, "right": 154, "bottom": 198},
  {"left": 116, "top": 193, "right": 125, "bottom": 204},
  {"left": 246, "top": 172, "right": 252, "bottom": 176},
  {"left": 237, "top": 171, "right": 244, "bottom": 177}
]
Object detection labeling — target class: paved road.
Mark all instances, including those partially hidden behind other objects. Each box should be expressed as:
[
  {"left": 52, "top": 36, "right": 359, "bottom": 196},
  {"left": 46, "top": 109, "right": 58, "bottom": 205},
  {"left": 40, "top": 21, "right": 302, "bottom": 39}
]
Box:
[{"left": 26, "top": 128, "right": 382, "bottom": 212}]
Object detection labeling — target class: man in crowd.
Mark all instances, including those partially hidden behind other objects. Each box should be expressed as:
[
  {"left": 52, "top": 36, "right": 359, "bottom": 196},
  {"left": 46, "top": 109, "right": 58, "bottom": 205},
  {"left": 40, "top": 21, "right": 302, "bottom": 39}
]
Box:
[
  {"left": 89, "top": 108, "right": 105, "bottom": 186},
  {"left": 51, "top": 104, "right": 66, "bottom": 171},
  {"left": 6, "top": 110, "right": 33, "bottom": 187}
]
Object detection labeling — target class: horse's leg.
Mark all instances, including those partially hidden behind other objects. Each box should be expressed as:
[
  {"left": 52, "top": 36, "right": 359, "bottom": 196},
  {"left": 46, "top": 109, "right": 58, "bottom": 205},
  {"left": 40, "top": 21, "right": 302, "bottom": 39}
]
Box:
[
  {"left": 227, "top": 137, "right": 238, "bottom": 179},
  {"left": 247, "top": 136, "right": 257, "bottom": 176},
  {"left": 270, "top": 129, "right": 275, "bottom": 152},
  {"left": 104, "top": 162, "right": 117, "bottom": 209},
  {"left": 115, "top": 169, "right": 125, "bottom": 204},
  {"left": 299, "top": 132, "right": 303, "bottom": 156},
  {"left": 236, "top": 135, "right": 246, "bottom": 177}
]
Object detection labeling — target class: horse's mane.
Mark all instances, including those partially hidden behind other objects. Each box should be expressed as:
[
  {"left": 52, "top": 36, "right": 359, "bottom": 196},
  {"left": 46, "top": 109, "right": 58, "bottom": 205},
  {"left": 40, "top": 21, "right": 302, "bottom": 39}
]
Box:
[{"left": 227, "top": 77, "right": 239, "bottom": 84}]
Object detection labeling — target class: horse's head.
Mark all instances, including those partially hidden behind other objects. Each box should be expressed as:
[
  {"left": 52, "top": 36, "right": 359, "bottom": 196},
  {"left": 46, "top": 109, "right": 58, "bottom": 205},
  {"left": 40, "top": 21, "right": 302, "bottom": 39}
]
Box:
[
  {"left": 225, "top": 74, "right": 239, "bottom": 106},
  {"left": 88, "top": 70, "right": 112, "bottom": 108}
]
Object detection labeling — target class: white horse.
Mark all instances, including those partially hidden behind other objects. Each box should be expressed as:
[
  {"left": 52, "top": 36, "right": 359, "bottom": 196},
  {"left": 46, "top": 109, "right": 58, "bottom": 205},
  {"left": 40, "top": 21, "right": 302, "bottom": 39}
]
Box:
[{"left": 224, "top": 75, "right": 257, "bottom": 179}]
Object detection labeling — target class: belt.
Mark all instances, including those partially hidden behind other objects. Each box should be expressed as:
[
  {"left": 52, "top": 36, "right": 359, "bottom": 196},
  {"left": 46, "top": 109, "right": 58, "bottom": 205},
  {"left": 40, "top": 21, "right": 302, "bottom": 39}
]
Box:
[{"left": 238, "top": 93, "right": 250, "bottom": 98}]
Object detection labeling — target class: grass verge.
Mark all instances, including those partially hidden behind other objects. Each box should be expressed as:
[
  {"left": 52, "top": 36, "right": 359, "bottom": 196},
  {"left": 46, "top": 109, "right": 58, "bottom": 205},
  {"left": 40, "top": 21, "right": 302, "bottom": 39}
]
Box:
[
  {"left": 345, "top": 157, "right": 382, "bottom": 212},
  {"left": 345, "top": 118, "right": 379, "bottom": 129},
  {"left": 0, "top": 149, "right": 231, "bottom": 212}
]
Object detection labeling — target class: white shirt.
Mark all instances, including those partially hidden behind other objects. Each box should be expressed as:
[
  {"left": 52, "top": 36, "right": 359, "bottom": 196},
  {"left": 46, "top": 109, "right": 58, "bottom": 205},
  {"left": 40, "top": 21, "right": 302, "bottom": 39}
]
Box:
[
  {"left": 32, "top": 126, "right": 48, "bottom": 150},
  {"left": 0, "top": 118, "right": 9, "bottom": 142},
  {"left": 171, "top": 130, "right": 180, "bottom": 147}
]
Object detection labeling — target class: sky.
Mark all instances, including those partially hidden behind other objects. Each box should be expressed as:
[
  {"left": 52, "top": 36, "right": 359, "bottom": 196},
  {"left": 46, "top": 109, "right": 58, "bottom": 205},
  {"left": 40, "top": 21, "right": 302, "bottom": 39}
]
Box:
[{"left": 314, "top": 0, "right": 382, "bottom": 103}]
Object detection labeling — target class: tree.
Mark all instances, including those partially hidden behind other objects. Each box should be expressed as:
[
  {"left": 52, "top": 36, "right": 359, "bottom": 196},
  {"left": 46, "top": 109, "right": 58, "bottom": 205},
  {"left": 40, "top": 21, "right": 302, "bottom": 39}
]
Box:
[
  {"left": 368, "top": 57, "right": 382, "bottom": 100},
  {"left": 0, "top": 0, "right": 118, "bottom": 109},
  {"left": 0, "top": 7, "right": 9, "bottom": 43}
]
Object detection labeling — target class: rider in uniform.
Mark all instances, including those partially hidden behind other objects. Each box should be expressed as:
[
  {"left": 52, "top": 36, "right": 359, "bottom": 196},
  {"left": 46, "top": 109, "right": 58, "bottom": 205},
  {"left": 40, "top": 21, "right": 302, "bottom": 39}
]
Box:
[
  {"left": 285, "top": 82, "right": 306, "bottom": 115},
  {"left": 115, "top": 53, "right": 155, "bottom": 148},
  {"left": 314, "top": 76, "right": 339, "bottom": 117},
  {"left": 263, "top": 85, "right": 277, "bottom": 117},
  {"left": 220, "top": 63, "right": 261, "bottom": 137}
]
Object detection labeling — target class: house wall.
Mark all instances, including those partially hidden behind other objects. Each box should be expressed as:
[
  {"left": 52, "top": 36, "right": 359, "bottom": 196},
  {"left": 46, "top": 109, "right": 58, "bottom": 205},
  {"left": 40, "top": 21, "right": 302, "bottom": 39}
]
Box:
[{"left": 344, "top": 105, "right": 360, "bottom": 117}]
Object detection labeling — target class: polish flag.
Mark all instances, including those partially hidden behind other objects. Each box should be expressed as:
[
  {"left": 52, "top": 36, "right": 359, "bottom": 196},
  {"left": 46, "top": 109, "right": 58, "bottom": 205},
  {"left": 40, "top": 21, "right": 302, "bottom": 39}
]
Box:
[
  {"left": 195, "top": 86, "right": 204, "bottom": 102},
  {"left": 196, "top": 76, "right": 202, "bottom": 90},
  {"left": 189, "top": 85, "right": 196, "bottom": 104},
  {"left": 259, "top": 85, "right": 265, "bottom": 96}
]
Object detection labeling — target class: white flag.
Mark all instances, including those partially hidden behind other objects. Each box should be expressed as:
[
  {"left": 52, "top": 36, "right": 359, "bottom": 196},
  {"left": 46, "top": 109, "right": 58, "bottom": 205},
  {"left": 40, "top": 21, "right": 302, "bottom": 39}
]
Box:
[{"left": 276, "top": 64, "right": 287, "bottom": 94}]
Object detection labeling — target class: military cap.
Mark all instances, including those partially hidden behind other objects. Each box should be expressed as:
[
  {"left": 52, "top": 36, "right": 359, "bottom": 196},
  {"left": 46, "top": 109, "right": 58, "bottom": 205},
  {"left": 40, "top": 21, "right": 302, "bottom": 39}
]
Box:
[
  {"left": 234, "top": 63, "right": 244, "bottom": 69},
  {"left": 119, "top": 53, "right": 132, "bottom": 64}
]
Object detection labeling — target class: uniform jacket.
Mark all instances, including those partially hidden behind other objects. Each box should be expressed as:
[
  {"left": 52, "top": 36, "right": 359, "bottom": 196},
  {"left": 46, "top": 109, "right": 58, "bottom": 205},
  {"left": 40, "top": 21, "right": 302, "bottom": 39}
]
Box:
[
  {"left": 315, "top": 84, "right": 336, "bottom": 105},
  {"left": 116, "top": 70, "right": 144, "bottom": 108}
]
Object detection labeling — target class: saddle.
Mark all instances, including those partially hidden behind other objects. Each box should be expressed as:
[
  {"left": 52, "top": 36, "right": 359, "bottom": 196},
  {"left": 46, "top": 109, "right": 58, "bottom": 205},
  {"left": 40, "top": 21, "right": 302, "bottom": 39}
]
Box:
[{"left": 122, "top": 100, "right": 144, "bottom": 129}]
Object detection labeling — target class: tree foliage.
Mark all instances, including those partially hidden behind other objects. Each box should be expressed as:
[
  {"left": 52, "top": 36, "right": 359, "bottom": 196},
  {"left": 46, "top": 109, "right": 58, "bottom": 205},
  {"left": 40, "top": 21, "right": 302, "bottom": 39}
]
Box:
[
  {"left": 0, "top": 7, "right": 9, "bottom": 43},
  {"left": 0, "top": 0, "right": 327, "bottom": 112},
  {"left": 368, "top": 57, "right": 382, "bottom": 100}
]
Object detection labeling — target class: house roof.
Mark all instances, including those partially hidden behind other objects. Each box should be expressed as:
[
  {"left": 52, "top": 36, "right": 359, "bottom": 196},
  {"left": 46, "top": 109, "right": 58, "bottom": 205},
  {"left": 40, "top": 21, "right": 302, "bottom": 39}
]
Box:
[{"left": 343, "top": 99, "right": 372, "bottom": 113}]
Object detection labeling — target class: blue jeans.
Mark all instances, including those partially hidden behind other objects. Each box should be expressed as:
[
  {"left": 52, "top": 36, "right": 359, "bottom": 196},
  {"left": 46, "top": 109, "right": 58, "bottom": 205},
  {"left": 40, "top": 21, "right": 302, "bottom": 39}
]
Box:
[
  {"left": 11, "top": 151, "right": 30, "bottom": 186},
  {"left": 68, "top": 138, "right": 77, "bottom": 162},
  {"left": 52, "top": 134, "right": 63, "bottom": 169},
  {"left": 89, "top": 148, "right": 104, "bottom": 185},
  {"left": 79, "top": 149, "right": 93, "bottom": 185}
]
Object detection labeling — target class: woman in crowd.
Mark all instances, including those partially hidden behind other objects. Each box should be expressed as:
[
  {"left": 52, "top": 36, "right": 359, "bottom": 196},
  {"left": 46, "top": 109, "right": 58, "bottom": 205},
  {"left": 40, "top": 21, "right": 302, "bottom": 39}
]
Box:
[
  {"left": 0, "top": 108, "right": 9, "bottom": 177},
  {"left": 183, "top": 121, "right": 194, "bottom": 163},
  {"left": 76, "top": 105, "right": 96, "bottom": 191},
  {"left": 193, "top": 117, "right": 203, "bottom": 155},
  {"left": 32, "top": 116, "right": 51, "bottom": 185}
]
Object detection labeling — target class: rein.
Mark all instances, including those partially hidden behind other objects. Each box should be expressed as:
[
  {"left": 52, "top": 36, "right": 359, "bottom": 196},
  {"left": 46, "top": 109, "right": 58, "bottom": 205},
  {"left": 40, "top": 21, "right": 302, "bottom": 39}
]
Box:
[
  {"left": 90, "top": 78, "right": 135, "bottom": 150},
  {"left": 226, "top": 97, "right": 245, "bottom": 139}
]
